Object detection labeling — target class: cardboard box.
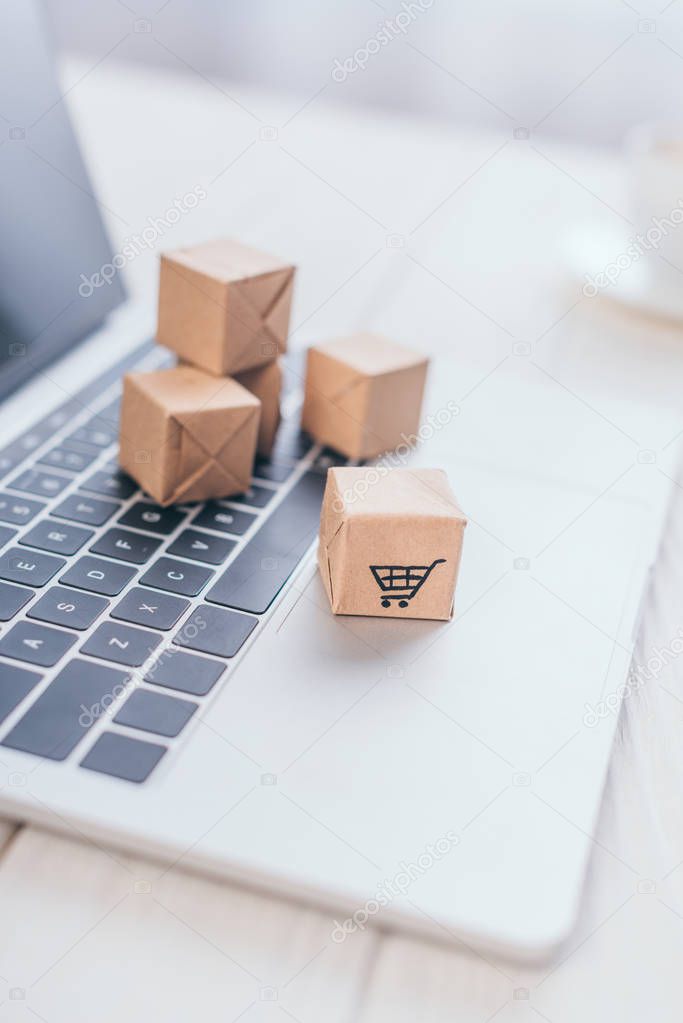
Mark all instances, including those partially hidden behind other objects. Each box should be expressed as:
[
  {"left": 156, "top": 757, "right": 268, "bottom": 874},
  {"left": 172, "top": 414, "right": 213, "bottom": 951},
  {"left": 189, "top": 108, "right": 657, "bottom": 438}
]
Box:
[
  {"left": 318, "top": 467, "right": 466, "bottom": 620},
  {"left": 235, "top": 359, "right": 282, "bottom": 458},
  {"left": 301, "top": 333, "right": 429, "bottom": 460},
  {"left": 157, "top": 238, "right": 295, "bottom": 375},
  {"left": 119, "top": 365, "right": 260, "bottom": 506}
]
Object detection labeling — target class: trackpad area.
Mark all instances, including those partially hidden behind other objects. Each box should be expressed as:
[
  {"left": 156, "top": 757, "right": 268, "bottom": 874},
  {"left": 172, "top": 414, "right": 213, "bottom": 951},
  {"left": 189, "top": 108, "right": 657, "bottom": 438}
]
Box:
[{"left": 201, "top": 460, "right": 650, "bottom": 947}]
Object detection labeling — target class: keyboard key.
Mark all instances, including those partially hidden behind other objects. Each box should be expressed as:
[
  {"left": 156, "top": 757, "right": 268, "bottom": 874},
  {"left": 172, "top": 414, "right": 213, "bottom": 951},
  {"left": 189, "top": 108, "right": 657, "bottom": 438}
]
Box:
[
  {"left": 0, "top": 548, "right": 65, "bottom": 587},
  {"left": 0, "top": 662, "right": 42, "bottom": 725},
  {"left": 228, "top": 484, "right": 276, "bottom": 509},
  {"left": 145, "top": 649, "right": 224, "bottom": 696},
  {"left": 192, "top": 503, "right": 256, "bottom": 537},
  {"left": 86, "top": 409, "right": 119, "bottom": 429},
  {"left": 28, "top": 586, "right": 108, "bottom": 631},
  {"left": 0, "top": 451, "right": 23, "bottom": 477},
  {"left": 118, "top": 502, "right": 185, "bottom": 536},
  {"left": 9, "top": 469, "right": 70, "bottom": 499},
  {"left": 167, "top": 529, "right": 236, "bottom": 566},
  {"left": 90, "top": 528, "right": 162, "bottom": 565},
  {"left": 81, "top": 622, "right": 162, "bottom": 667},
  {"left": 0, "top": 526, "right": 17, "bottom": 548},
  {"left": 0, "top": 620, "right": 77, "bottom": 667},
  {"left": 12, "top": 431, "right": 44, "bottom": 455},
  {"left": 65, "top": 425, "right": 116, "bottom": 450},
  {"left": 0, "top": 581, "right": 33, "bottom": 620},
  {"left": 2, "top": 659, "right": 128, "bottom": 760},
  {"left": 81, "top": 470, "right": 136, "bottom": 500},
  {"left": 81, "top": 731, "right": 166, "bottom": 783},
  {"left": 52, "top": 493, "right": 119, "bottom": 526},
  {"left": 207, "top": 469, "right": 326, "bottom": 614},
  {"left": 10, "top": 411, "right": 75, "bottom": 453},
  {"left": 96, "top": 398, "right": 121, "bottom": 427},
  {"left": 114, "top": 688, "right": 197, "bottom": 738},
  {"left": 38, "top": 445, "right": 98, "bottom": 474},
  {"left": 21, "top": 520, "right": 93, "bottom": 556},
  {"left": 272, "top": 423, "right": 313, "bottom": 461},
  {"left": 0, "top": 446, "right": 26, "bottom": 477},
  {"left": 0, "top": 493, "right": 44, "bottom": 526},
  {"left": 111, "top": 587, "right": 189, "bottom": 631},
  {"left": 140, "top": 557, "right": 213, "bottom": 597},
  {"left": 60, "top": 555, "right": 136, "bottom": 596},
  {"left": 174, "top": 605, "right": 257, "bottom": 658},
  {"left": 0, "top": 426, "right": 63, "bottom": 475},
  {"left": 45, "top": 404, "right": 79, "bottom": 432},
  {"left": 253, "top": 458, "right": 294, "bottom": 484}
]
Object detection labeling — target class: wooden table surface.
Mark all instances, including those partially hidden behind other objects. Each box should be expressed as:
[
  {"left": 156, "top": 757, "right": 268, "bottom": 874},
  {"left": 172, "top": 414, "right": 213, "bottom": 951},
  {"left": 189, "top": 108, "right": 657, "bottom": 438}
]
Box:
[{"left": 3, "top": 55, "right": 683, "bottom": 1021}]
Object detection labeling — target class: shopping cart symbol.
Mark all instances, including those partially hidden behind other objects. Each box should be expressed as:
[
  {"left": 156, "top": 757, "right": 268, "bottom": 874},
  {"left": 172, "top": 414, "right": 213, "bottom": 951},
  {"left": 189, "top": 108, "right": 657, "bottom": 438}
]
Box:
[{"left": 369, "top": 558, "right": 446, "bottom": 608}]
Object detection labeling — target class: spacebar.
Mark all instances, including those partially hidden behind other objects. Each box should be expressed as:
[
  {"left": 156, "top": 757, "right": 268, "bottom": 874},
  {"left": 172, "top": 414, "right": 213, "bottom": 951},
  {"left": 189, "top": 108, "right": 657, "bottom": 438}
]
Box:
[{"left": 206, "top": 468, "right": 327, "bottom": 615}]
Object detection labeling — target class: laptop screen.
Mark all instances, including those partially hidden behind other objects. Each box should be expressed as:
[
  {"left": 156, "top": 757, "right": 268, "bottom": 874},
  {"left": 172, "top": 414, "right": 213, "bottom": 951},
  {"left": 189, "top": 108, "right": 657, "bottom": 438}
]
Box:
[{"left": 0, "top": 1, "right": 125, "bottom": 399}]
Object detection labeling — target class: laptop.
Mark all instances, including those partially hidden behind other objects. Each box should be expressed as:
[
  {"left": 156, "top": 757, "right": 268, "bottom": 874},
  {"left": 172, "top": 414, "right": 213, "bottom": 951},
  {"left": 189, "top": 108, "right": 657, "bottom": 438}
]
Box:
[{"left": 0, "top": 1, "right": 676, "bottom": 961}]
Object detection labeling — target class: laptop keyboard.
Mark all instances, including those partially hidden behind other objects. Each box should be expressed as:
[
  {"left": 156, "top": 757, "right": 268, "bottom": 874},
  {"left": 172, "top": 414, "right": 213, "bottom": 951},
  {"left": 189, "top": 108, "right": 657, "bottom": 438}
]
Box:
[{"left": 0, "top": 342, "right": 333, "bottom": 784}]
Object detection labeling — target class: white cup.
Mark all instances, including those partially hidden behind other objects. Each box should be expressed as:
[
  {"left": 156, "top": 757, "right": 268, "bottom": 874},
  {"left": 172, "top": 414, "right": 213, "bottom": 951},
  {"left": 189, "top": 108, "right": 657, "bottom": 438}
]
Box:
[{"left": 626, "top": 123, "right": 683, "bottom": 271}]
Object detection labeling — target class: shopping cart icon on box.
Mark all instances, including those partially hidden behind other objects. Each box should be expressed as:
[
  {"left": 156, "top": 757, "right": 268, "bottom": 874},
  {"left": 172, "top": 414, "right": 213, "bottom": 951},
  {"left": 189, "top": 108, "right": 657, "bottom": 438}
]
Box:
[{"left": 369, "top": 558, "right": 446, "bottom": 608}]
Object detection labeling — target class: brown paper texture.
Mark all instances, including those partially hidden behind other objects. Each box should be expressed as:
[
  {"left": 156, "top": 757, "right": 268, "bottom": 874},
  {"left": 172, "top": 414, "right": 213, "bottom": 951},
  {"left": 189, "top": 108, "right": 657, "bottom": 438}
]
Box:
[
  {"left": 157, "top": 239, "right": 295, "bottom": 376},
  {"left": 301, "top": 333, "right": 428, "bottom": 459},
  {"left": 119, "top": 365, "right": 260, "bottom": 506},
  {"left": 234, "top": 359, "right": 282, "bottom": 457},
  {"left": 318, "top": 467, "right": 466, "bottom": 621}
]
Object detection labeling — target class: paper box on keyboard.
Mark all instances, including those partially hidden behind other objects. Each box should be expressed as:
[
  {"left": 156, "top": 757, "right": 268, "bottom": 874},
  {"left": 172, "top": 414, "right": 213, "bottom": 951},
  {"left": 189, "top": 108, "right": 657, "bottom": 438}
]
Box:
[
  {"left": 318, "top": 467, "right": 466, "bottom": 620},
  {"left": 301, "top": 333, "right": 429, "bottom": 460},
  {"left": 235, "top": 359, "right": 282, "bottom": 458},
  {"left": 157, "top": 238, "right": 295, "bottom": 375},
  {"left": 119, "top": 365, "right": 260, "bottom": 506}
]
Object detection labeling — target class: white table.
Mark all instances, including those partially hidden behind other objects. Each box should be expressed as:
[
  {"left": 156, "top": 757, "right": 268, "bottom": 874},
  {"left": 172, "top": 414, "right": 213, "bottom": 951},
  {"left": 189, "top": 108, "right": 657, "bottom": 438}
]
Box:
[{"left": 3, "top": 56, "right": 683, "bottom": 1021}]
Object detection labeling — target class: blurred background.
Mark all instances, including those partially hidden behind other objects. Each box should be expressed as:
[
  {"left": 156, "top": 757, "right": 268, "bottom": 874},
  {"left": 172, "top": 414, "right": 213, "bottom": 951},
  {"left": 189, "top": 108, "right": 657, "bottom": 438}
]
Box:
[{"left": 43, "top": 0, "right": 683, "bottom": 146}]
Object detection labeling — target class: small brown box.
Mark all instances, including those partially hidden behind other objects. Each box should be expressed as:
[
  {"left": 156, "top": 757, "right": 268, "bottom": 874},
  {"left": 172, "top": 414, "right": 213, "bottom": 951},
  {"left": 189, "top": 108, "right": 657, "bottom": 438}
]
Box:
[
  {"left": 301, "top": 333, "right": 428, "bottom": 460},
  {"left": 234, "top": 359, "right": 282, "bottom": 458},
  {"left": 119, "top": 365, "right": 260, "bottom": 506},
  {"left": 318, "top": 467, "right": 466, "bottom": 620},
  {"left": 157, "top": 239, "right": 295, "bottom": 375}
]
